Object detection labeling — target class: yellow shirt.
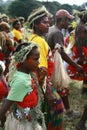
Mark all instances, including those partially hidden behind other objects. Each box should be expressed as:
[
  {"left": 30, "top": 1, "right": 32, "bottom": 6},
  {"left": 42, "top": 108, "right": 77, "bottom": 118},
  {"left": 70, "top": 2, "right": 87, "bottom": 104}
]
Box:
[
  {"left": 12, "top": 28, "right": 22, "bottom": 42},
  {"left": 29, "top": 34, "right": 49, "bottom": 68}
]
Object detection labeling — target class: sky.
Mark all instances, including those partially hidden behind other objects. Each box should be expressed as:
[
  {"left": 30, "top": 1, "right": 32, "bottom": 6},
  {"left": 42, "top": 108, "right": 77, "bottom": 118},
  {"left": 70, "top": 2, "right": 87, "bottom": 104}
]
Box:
[
  {"left": 37, "top": 0, "right": 87, "bottom": 6},
  {"left": 3, "top": 0, "right": 87, "bottom": 6}
]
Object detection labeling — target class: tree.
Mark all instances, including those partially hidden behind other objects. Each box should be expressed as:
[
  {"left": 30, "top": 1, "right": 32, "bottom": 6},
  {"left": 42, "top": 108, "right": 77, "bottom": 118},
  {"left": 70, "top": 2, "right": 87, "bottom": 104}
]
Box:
[
  {"left": 8, "top": 0, "right": 42, "bottom": 20},
  {"left": 59, "top": 4, "right": 73, "bottom": 14},
  {"left": 42, "top": 1, "right": 61, "bottom": 15}
]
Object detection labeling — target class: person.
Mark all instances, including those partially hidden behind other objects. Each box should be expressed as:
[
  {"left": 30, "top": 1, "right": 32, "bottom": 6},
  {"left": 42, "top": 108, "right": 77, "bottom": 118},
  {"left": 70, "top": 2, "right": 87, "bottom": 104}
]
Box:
[
  {"left": 27, "top": 6, "right": 64, "bottom": 130},
  {"left": 1, "top": 13, "right": 9, "bottom": 23},
  {"left": 0, "top": 21, "right": 15, "bottom": 75},
  {"left": 0, "top": 42, "right": 46, "bottom": 130},
  {"left": 46, "top": 9, "right": 83, "bottom": 118},
  {"left": 0, "top": 60, "right": 9, "bottom": 102},
  {"left": 67, "top": 10, "right": 87, "bottom": 95},
  {"left": 76, "top": 104, "right": 87, "bottom": 130},
  {"left": 12, "top": 19, "right": 23, "bottom": 45},
  {"left": 18, "top": 16, "right": 30, "bottom": 42},
  {"left": 18, "top": 16, "right": 25, "bottom": 33}
]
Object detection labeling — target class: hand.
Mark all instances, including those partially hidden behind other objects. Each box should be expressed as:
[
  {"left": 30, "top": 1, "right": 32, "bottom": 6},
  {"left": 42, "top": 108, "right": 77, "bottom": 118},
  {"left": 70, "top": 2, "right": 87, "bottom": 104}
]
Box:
[
  {"left": 75, "top": 64, "right": 83, "bottom": 73},
  {"left": 37, "top": 67, "right": 47, "bottom": 86},
  {"left": 0, "top": 114, "right": 6, "bottom": 128},
  {"left": 45, "top": 93, "right": 57, "bottom": 106},
  {"left": 45, "top": 86, "right": 57, "bottom": 106}
]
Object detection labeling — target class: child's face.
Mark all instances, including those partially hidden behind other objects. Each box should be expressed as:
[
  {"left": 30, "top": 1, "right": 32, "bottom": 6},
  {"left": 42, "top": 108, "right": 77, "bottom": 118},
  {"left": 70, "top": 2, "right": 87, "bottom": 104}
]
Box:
[{"left": 24, "top": 48, "right": 40, "bottom": 72}]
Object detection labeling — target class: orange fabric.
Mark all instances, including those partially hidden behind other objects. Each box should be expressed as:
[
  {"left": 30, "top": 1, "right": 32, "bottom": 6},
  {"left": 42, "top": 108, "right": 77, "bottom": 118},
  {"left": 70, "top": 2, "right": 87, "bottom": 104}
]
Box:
[
  {"left": 17, "top": 79, "right": 38, "bottom": 108},
  {"left": 17, "top": 89, "right": 38, "bottom": 108}
]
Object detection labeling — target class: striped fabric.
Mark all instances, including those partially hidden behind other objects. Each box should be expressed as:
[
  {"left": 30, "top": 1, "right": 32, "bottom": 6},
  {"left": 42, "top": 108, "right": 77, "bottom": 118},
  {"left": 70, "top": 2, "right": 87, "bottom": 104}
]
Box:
[{"left": 47, "top": 86, "right": 64, "bottom": 130}]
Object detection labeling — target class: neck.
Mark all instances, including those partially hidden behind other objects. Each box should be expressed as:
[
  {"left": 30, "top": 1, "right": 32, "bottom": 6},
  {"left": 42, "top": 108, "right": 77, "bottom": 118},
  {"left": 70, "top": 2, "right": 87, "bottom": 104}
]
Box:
[
  {"left": 18, "top": 67, "right": 30, "bottom": 74},
  {"left": 56, "top": 23, "right": 62, "bottom": 30},
  {"left": 34, "top": 30, "right": 43, "bottom": 36}
]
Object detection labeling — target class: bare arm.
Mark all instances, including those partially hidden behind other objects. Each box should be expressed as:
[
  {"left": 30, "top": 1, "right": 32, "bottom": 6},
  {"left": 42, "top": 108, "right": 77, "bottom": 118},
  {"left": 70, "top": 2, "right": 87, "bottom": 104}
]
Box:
[
  {"left": 0, "top": 99, "right": 14, "bottom": 127},
  {"left": 60, "top": 48, "right": 83, "bottom": 72}
]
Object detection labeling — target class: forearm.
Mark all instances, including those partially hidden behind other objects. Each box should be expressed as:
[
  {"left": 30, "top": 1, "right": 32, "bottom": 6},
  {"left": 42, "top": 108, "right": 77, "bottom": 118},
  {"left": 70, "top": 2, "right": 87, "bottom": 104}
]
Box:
[
  {"left": 61, "top": 49, "right": 78, "bottom": 68},
  {"left": 0, "top": 99, "right": 14, "bottom": 116}
]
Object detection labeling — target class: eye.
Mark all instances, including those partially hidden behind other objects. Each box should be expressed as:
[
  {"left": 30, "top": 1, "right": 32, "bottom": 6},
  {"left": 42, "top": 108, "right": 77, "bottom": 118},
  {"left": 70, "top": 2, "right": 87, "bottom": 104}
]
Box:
[{"left": 34, "top": 57, "right": 39, "bottom": 61}]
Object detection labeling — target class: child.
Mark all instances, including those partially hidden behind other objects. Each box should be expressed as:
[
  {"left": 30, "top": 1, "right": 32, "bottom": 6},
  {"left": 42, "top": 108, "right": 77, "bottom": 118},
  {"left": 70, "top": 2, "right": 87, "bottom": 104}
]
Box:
[{"left": 0, "top": 42, "right": 46, "bottom": 130}]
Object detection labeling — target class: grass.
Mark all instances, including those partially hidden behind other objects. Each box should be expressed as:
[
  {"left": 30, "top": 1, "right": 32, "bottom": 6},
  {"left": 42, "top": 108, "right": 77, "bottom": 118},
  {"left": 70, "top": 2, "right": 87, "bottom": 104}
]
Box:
[{"left": 64, "top": 80, "right": 87, "bottom": 130}]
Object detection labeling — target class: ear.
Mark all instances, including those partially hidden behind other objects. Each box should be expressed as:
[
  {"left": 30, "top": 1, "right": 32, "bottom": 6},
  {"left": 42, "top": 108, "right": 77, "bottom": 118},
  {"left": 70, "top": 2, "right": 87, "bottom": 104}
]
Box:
[{"left": 61, "top": 16, "right": 66, "bottom": 24}]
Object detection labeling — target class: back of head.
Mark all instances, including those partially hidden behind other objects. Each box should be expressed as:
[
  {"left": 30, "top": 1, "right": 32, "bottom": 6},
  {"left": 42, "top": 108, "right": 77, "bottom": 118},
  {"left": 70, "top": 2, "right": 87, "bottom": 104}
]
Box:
[
  {"left": 18, "top": 17, "right": 25, "bottom": 22},
  {"left": 55, "top": 9, "right": 74, "bottom": 20},
  {"left": 0, "top": 22, "right": 10, "bottom": 31},
  {"left": 1, "top": 13, "right": 9, "bottom": 23},
  {"left": 78, "top": 10, "right": 87, "bottom": 23}
]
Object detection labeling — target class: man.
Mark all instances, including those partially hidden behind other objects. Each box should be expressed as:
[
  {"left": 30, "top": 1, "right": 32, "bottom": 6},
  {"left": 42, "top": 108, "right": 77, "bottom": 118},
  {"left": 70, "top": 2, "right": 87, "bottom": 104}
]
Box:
[
  {"left": 47, "top": 9, "right": 83, "bottom": 118},
  {"left": 47, "top": 9, "right": 74, "bottom": 49}
]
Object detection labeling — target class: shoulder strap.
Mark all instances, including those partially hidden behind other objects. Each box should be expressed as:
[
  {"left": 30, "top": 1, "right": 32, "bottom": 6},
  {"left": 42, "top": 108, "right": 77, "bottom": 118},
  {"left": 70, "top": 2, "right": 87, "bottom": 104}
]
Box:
[{"left": 30, "top": 35, "right": 37, "bottom": 42}]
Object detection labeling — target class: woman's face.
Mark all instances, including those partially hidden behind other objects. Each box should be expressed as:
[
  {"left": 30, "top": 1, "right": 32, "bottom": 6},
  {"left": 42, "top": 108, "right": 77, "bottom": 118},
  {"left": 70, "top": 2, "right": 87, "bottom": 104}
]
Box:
[
  {"left": 79, "top": 24, "right": 87, "bottom": 40},
  {"left": 15, "top": 21, "right": 21, "bottom": 30},
  {"left": 24, "top": 48, "right": 40, "bottom": 72},
  {"left": 37, "top": 16, "right": 50, "bottom": 34}
]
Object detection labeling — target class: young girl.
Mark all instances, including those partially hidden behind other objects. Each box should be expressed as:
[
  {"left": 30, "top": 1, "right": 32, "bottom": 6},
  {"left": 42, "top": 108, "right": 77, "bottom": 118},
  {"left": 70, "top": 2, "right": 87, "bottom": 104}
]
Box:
[{"left": 0, "top": 42, "right": 46, "bottom": 130}]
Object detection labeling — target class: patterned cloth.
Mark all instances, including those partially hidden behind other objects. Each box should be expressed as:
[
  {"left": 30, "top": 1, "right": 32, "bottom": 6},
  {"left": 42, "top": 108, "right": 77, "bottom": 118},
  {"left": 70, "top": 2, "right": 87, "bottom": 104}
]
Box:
[
  {"left": 47, "top": 86, "right": 64, "bottom": 130},
  {"left": 67, "top": 46, "right": 87, "bottom": 80}
]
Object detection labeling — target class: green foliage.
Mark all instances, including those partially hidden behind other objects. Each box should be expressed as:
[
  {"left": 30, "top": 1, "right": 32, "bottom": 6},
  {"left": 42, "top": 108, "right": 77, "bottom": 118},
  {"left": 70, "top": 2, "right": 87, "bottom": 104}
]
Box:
[
  {"left": 0, "top": 6, "right": 5, "bottom": 13},
  {"left": 8, "top": 0, "right": 42, "bottom": 20},
  {"left": 60, "top": 4, "right": 73, "bottom": 14},
  {"left": 1, "top": 0, "right": 87, "bottom": 21},
  {"left": 42, "top": 1, "right": 61, "bottom": 15}
]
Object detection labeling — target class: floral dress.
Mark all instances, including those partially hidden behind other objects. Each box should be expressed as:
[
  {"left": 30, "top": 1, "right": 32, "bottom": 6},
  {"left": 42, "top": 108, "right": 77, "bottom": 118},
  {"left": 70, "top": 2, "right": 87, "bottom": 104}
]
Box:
[{"left": 67, "top": 45, "right": 87, "bottom": 80}]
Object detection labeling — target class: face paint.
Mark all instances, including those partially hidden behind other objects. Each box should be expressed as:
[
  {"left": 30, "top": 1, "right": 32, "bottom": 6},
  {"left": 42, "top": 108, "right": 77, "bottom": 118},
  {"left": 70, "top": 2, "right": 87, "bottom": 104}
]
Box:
[{"left": 28, "top": 58, "right": 33, "bottom": 63}]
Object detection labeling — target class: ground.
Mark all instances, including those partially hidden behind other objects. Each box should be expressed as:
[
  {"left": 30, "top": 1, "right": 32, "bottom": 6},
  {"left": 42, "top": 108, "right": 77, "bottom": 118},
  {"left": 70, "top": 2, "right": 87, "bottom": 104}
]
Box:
[{"left": 64, "top": 80, "right": 87, "bottom": 130}]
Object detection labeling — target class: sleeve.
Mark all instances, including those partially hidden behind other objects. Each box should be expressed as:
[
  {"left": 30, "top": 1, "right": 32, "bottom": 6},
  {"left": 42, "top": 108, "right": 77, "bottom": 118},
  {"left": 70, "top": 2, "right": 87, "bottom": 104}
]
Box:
[
  {"left": 7, "top": 76, "right": 32, "bottom": 102},
  {"left": 53, "top": 31, "right": 64, "bottom": 47}
]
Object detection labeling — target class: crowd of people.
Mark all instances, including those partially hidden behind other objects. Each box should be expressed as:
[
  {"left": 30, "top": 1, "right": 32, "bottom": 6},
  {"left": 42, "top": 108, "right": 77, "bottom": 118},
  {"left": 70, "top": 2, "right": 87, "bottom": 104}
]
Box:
[{"left": 0, "top": 6, "right": 87, "bottom": 130}]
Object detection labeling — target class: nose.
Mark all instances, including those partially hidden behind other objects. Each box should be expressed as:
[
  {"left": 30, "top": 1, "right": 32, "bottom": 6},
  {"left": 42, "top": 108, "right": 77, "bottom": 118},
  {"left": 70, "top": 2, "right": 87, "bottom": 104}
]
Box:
[
  {"left": 37, "top": 60, "right": 39, "bottom": 66},
  {"left": 47, "top": 22, "right": 50, "bottom": 27}
]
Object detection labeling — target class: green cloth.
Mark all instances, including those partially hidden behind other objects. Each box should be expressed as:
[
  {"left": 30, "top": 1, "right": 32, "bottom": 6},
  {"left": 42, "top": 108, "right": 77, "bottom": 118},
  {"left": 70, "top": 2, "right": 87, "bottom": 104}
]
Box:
[{"left": 7, "top": 71, "right": 33, "bottom": 102}]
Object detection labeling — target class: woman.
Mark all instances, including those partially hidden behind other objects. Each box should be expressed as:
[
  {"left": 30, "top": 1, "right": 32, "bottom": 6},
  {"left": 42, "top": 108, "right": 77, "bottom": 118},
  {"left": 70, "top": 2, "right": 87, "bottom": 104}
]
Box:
[
  {"left": 12, "top": 19, "right": 23, "bottom": 44},
  {"left": 67, "top": 10, "right": 87, "bottom": 94},
  {"left": 27, "top": 6, "right": 64, "bottom": 130},
  {"left": 0, "top": 42, "right": 46, "bottom": 130}
]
